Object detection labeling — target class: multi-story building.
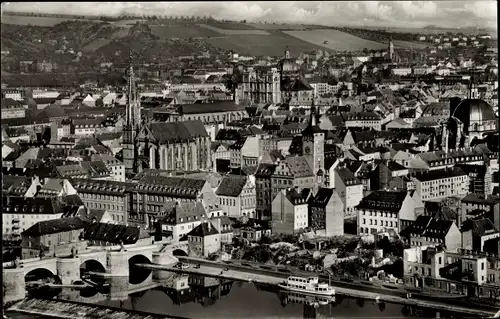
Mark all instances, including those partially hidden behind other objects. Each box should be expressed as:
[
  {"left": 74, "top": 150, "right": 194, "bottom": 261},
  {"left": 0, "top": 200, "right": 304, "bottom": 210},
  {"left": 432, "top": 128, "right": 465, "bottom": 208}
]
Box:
[
  {"left": 130, "top": 175, "right": 216, "bottom": 229},
  {"left": 90, "top": 154, "right": 125, "bottom": 182},
  {"left": 400, "top": 215, "right": 462, "bottom": 251},
  {"left": 21, "top": 217, "right": 88, "bottom": 259},
  {"left": 461, "top": 218, "right": 500, "bottom": 253},
  {"left": 255, "top": 163, "right": 277, "bottom": 221},
  {"left": 215, "top": 175, "right": 256, "bottom": 218},
  {"left": 1, "top": 98, "right": 27, "bottom": 119},
  {"left": 2, "top": 196, "right": 83, "bottom": 239},
  {"left": 334, "top": 167, "right": 364, "bottom": 218},
  {"left": 71, "top": 179, "right": 132, "bottom": 225},
  {"left": 187, "top": 221, "right": 221, "bottom": 258},
  {"left": 271, "top": 156, "right": 315, "bottom": 202},
  {"left": 160, "top": 201, "right": 207, "bottom": 242},
  {"left": 413, "top": 168, "right": 469, "bottom": 201},
  {"left": 235, "top": 66, "right": 281, "bottom": 104},
  {"left": 271, "top": 188, "right": 312, "bottom": 235},
  {"left": 403, "top": 246, "right": 500, "bottom": 301},
  {"left": 309, "top": 188, "right": 344, "bottom": 236},
  {"left": 357, "top": 191, "right": 417, "bottom": 236},
  {"left": 344, "top": 112, "right": 382, "bottom": 131}
]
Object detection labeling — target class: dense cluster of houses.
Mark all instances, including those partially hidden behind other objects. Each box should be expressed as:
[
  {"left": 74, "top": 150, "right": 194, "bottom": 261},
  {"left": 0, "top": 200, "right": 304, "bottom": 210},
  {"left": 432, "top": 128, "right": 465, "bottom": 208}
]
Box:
[{"left": 1, "top": 42, "right": 499, "bottom": 302}]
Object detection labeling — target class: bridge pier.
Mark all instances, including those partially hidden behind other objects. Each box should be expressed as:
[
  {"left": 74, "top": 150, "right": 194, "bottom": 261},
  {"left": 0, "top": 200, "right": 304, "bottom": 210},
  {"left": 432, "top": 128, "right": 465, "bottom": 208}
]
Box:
[
  {"left": 57, "top": 258, "right": 81, "bottom": 285},
  {"left": 152, "top": 252, "right": 178, "bottom": 280},
  {"left": 3, "top": 267, "right": 26, "bottom": 303},
  {"left": 109, "top": 276, "right": 129, "bottom": 301},
  {"left": 107, "top": 251, "right": 129, "bottom": 277}
]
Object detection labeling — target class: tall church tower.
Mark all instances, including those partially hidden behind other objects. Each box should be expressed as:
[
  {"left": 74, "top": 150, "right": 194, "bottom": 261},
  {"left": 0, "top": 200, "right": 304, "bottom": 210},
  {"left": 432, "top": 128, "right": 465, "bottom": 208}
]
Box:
[
  {"left": 123, "top": 50, "right": 142, "bottom": 175},
  {"left": 388, "top": 37, "right": 394, "bottom": 61},
  {"left": 302, "top": 99, "right": 324, "bottom": 186}
]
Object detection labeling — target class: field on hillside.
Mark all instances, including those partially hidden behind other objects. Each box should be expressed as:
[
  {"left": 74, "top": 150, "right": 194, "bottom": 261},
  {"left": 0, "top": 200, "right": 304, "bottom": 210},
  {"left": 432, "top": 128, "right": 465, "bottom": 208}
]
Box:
[
  {"left": 199, "top": 24, "right": 269, "bottom": 35},
  {"left": 204, "top": 31, "right": 326, "bottom": 56},
  {"left": 284, "top": 29, "right": 388, "bottom": 51},
  {"left": 392, "top": 40, "right": 430, "bottom": 49},
  {"left": 110, "top": 19, "right": 147, "bottom": 28},
  {"left": 246, "top": 23, "right": 311, "bottom": 30},
  {"left": 151, "top": 25, "right": 222, "bottom": 39},
  {"left": 367, "top": 27, "right": 498, "bottom": 39},
  {"left": 206, "top": 21, "right": 257, "bottom": 30},
  {"left": 1, "top": 15, "right": 100, "bottom": 26}
]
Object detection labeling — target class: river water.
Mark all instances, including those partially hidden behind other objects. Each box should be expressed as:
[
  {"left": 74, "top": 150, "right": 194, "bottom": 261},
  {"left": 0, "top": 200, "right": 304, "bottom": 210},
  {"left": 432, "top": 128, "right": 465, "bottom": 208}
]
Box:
[{"left": 13, "top": 272, "right": 475, "bottom": 319}]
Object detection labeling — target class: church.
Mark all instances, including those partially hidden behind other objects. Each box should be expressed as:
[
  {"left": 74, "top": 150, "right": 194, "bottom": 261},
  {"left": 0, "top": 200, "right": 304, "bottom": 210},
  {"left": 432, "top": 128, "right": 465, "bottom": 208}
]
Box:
[
  {"left": 441, "top": 79, "right": 497, "bottom": 151},
  {"left": 122, "top": 52, "right": 211, "bottom": 174}
]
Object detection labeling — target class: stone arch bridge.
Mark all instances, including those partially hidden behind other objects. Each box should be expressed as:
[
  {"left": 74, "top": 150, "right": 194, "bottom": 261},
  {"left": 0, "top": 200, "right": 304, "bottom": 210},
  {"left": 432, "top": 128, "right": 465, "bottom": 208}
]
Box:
[{"left": 3, "top": 241, "right": 188, "bottom": 303}]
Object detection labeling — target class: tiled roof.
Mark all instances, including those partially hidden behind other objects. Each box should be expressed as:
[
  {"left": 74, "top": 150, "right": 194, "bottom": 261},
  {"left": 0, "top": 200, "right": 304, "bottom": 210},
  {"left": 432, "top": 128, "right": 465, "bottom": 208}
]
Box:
[
  {"left": 401, "top": 215, "right": 454, "bottom": 240},
  {"left": 3, "top": 196, "right": 64, "bottom": 215},
  {"left": 387, "top": 161, "right": 406, "bottom": 171},
  {"left": 134, "top": 175, "right": 206, "bottom": 198},
  {"left": 461, "top": 218, "right": 498, "bottom": 237},
  {"left": 461, "top": 193, "right": 498, "bottom": 205},
  {"left": 22, "top": 217, "right": 89, "bottom": 237},
  {"left": 311, "top": 188, "right": 335, "bottom": 207},
  {"left": 81, "top": 161, "right": 111, "bottom": 178},
  {"left": 83, "top": 222, "right": 148, "bottom": 244},
  {"left": 281, "top": 156, "right": 313, "bottom": 178},
  {"left": 356, "top": 191, "right": 407, "bottom": 213},
  {"left": 71, "top": 178, "right": 133, "bottom": 196},
  {"left": 414, "top": 168, "right": 467, "bottom": 182},
  {"left": 335, "top": 167, "right": 361, "bottom": 186},
  {"left": 148, "top": 120, "right": 208, "bottom": 143},
  {"left": 188, "top": 222, "right": 219, "bottom": 237},
  {"left": 179, "top": 101, "right": 245, "bottom": 115},
  {"left": 284, "top": 188, "right": 312, "bottom": 205},
  {"left": 160, "top": 201, "right": 206, "bottom": 225},
  {"left": 216, "top": 175, "right": 247, "bottom": 197},
  {"left": 255, "top": 163, "right": 277, "bottom": 178},
  {"left": 2, "top": 175, "right": 31, "bottom": 196}
]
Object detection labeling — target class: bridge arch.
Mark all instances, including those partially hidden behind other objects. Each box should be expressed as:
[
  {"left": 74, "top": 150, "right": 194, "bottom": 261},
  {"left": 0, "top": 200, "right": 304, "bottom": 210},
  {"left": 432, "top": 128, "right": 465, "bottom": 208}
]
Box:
[
  {"left": 25, "top": 267, "right": 61, "bottom": 284},
  {"left": 172, "top": 249, "right": 188, "bottom": 257},
  {"left": 79, "top": 259, "right": 106, "bottom": 278},
  {"left": 128, "top": 254, "right": 152, "bottom": 285}
]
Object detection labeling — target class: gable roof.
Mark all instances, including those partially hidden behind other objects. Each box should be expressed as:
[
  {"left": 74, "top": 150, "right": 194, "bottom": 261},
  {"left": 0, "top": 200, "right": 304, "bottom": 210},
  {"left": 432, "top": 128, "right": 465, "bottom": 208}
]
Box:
[
  {"left": 356, "top": 191, "right": 407, "bottom": 213},
  {"left": 148, "top": 120, "right": 208, "bottom": 143},
  {"left": 216, "top": 175, "right": 247, "bottom": 197},
  {"left": 281, "top": 156, "right": 313, "bottom": 178},
  {"left": 83, "top": 222, "right": 149, "bottom": 244},
  {"left": 401, "top": 215, "right": 455, "bottom": 240},
  {"left": 461, "top": 218, "right": 498, "bottom": 237},
  {"left": 22, "top": 217, "right": 89, "bottom": 237},
  {"left": 188, "top": 221, "right": 219, "bottom": 237},
  {"left": 160, "top": 201, "right": 207, "bottom": 225}
]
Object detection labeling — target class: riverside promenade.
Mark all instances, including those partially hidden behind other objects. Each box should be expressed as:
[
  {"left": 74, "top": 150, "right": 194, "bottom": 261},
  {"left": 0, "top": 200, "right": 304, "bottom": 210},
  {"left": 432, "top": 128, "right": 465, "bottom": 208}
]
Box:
[{"left": 138, "top": 259, "right": 500, "bottom": 318}]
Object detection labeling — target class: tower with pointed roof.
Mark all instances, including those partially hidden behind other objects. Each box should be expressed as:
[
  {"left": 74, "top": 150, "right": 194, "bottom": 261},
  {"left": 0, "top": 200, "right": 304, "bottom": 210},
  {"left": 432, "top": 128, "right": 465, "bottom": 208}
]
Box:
[
  {"left": 123, "top": 50, "right": 142, "bottom": 174},
  {"left": 302, "top": 98, "right": 324, "bottom": 185},
  {"left": 388, "top": 37, "right": 394, "bottom": 61}
]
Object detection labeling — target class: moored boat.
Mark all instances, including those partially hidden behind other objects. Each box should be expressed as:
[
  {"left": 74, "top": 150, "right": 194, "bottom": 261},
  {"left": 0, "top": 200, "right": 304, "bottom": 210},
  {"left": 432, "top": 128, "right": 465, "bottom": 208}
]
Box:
[{"left": 278, "top": 276, "right": 335, "bottom": 296}]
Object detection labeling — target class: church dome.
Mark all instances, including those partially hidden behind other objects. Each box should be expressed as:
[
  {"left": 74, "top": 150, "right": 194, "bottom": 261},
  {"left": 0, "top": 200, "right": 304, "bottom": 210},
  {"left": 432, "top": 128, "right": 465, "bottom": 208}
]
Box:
[
  {"left": 452, "top": 99, "right": 496, "bottom": 133},
  {"left": 279, "top": 58, "right": 299, "bottom": 73}
]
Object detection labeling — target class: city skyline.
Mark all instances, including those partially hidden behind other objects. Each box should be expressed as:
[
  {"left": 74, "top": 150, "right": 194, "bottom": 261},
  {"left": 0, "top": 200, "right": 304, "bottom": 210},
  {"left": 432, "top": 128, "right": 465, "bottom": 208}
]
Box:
[{"left": 1, "top": 1, "right": 497, "bottom": 29}]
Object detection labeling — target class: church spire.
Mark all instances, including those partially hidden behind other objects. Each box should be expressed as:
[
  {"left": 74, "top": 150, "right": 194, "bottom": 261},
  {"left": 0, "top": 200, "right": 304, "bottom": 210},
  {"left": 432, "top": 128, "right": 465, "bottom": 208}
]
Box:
[
  {"left": 310, "top": 97, "right": 317, "bottom": 127},
  {"left": 126, "top": 49, "right": 140, "bottom": 129}
]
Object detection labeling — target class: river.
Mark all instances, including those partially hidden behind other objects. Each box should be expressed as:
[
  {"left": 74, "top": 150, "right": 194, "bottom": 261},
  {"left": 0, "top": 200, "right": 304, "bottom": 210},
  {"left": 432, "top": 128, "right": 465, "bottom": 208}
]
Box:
[{"left": 10, "top": 272, "right": 477, "bottom": 319}]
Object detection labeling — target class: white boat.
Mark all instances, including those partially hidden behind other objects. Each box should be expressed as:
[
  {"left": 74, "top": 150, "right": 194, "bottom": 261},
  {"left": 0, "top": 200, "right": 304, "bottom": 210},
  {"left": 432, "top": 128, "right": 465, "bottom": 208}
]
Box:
[{"left": 278, "top": 276, "right": 335, "bottom": 296}]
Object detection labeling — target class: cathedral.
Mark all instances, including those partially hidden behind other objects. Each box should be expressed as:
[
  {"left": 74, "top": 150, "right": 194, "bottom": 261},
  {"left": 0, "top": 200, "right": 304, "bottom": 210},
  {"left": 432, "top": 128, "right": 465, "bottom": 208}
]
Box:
[
  {"left": 122, "top": 52, "right": 211, "bottom": 174},
  {"left": 441, "top": 78, "right": 497, "bottom": 151}
]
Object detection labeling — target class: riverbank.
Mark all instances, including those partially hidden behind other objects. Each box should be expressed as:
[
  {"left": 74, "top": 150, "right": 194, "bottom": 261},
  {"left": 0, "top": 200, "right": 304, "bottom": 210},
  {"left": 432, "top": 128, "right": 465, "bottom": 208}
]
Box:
[
  {"left": 139, "top": 261, "right": 500, "bottom": 318},
  {"left": 8, "top": 298, "right": 189, "bottom": 319}
]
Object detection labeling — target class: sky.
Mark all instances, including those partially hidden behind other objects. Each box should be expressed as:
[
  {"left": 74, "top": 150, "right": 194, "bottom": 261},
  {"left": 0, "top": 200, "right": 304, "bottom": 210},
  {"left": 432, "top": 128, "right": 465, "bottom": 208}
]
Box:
[{"left": 1, "top": 1, "right": 497, "bottom": 29}]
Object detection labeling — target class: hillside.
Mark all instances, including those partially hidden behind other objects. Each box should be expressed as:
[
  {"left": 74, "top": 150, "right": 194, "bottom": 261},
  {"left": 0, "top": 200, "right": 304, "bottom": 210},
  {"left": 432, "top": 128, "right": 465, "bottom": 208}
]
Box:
[{"left": 1, "top": 14, "right": 429, "bottom": 64}]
